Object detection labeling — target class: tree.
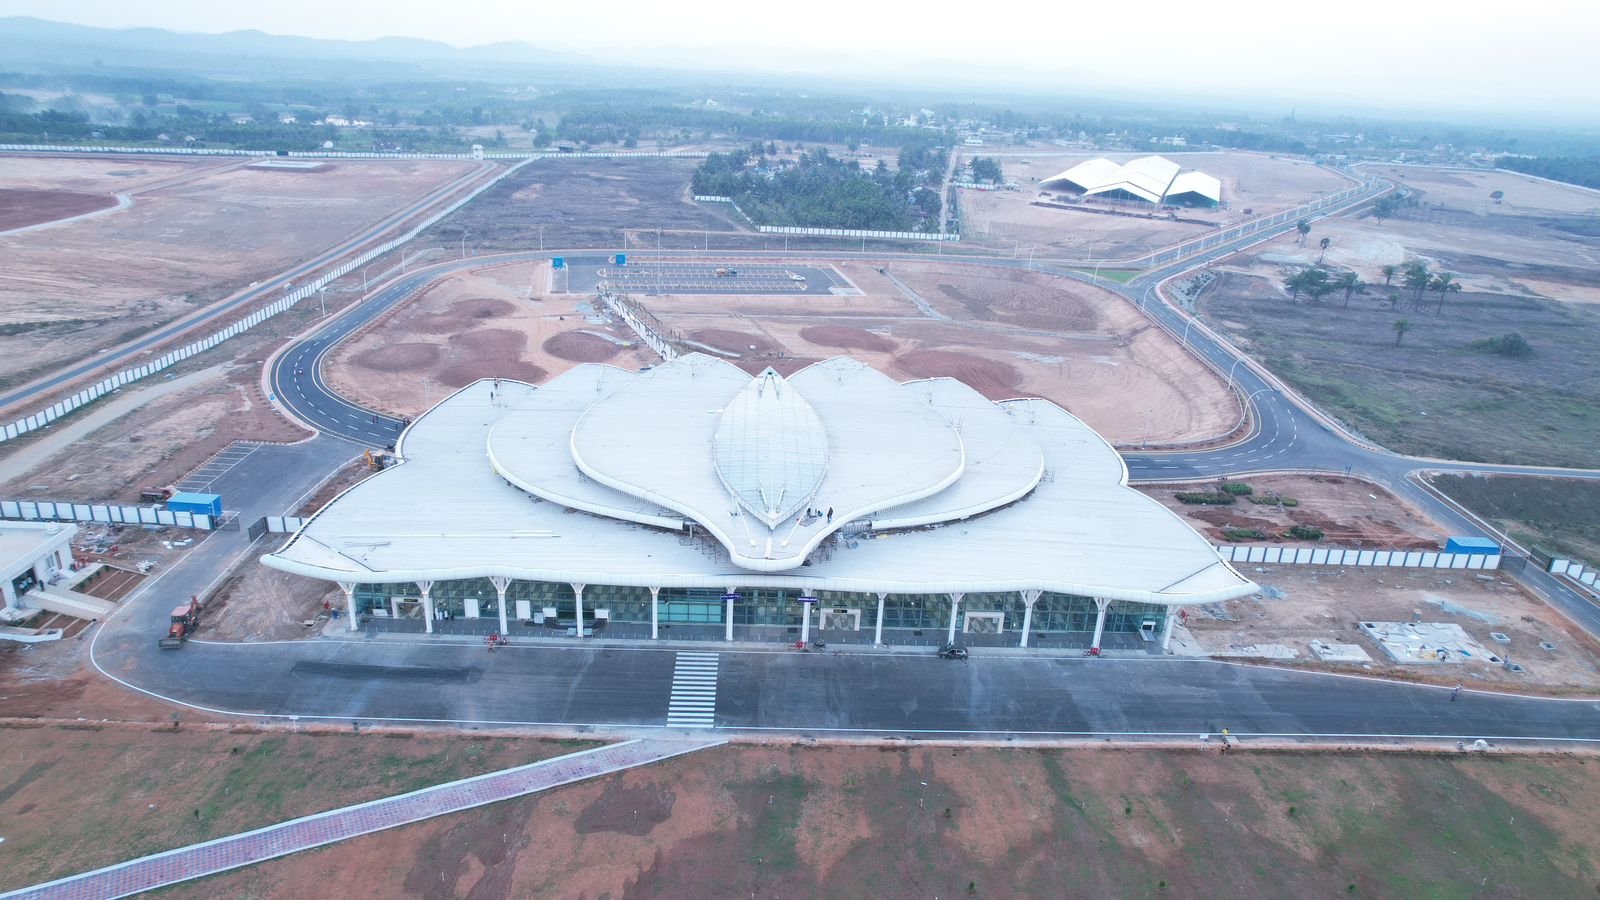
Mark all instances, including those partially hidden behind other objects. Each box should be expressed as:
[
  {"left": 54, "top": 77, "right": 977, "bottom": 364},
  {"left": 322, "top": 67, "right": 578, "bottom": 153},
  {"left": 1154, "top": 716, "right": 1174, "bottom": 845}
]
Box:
[
  {"left": 1337, "top": 271, "right": 1365, "bottom": 308},
  {"left": 1284, "top": 267, "right": 1328, "bottom": 303},
  {"left": 1393, "top": 318, "right": 1413, "bottom": 346},
  {"left": 1403, "top": 261, "right": 1431, "bottom": 307},
  {"left": 1296, "top": 220, "right": 1311, "bottom": 246},
  {"left": 1318, "top": 236, "right": 1331, "bottom": 264},
  {"left": 1380, "top": 264, "right": 1398, "bottom": 287},
  {"left": 970, "top": 157, "right": 1003, "bottom": 184},
  {"left": 1490, "top": 189, "right": 1504, "bottom": 204},
  {"left": 1430, "top": 272, "right": 1462, "bottom": 314}
]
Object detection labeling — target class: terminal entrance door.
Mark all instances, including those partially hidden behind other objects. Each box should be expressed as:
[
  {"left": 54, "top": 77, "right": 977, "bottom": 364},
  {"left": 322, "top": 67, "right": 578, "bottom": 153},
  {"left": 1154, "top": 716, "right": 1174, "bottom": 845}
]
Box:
[
  {"left": 964, "top": 612, "right": 1004, "bottom": 634},
  {"left": 819, "top": 608, "right": 860, "bottom": 631}
]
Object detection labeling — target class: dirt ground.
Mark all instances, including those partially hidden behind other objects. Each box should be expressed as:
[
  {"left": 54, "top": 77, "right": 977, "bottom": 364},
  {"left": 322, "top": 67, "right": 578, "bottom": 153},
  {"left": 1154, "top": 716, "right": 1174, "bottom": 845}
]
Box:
[
  {"left": 1431, "top": 474, "right": 1600, "bottom": 565},
  {"left": 204, "top": 558, "right": 345, "bottom": 642},
  {"left": 0, "top": 361, "right": 306, "bottom": 503},
  {"left": 326, "top": 262, "right": 655, "bottom": 417},
  {"left": 959, "top": 152, "right": 1354, "bottom": 259},
  {"left": 0, "top": 720, "right": 583, "bottom": 893},
  {"left": 0, "top": 154, "right": 478, "bottom": 390},
  {"left": 1181, "top": 565, "right": 1600, "bottom": 692},
  {"left": 1139, "top": 475, "right": 1445, "bottom": 548},
  {"left": 0, "top": 187, "right": 118, "bottom": 230},
  {"left": 1201, "top": 222, "right": 1600, "bottom": 466},
  {"left": 127, "top": 742, "right": 1600, "bottom": 899},
  {"left": 638, "top": 260, "right": 1238, "bottom": 445}
]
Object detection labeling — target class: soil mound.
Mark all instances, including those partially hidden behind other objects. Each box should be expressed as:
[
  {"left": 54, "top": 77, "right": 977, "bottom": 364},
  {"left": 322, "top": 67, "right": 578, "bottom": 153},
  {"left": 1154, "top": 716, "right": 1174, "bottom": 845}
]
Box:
[
  {"left": 453, "top": 328, "right": 527, "bottom": 355},
  {"left": 799, "top": 325, "right": 897, "bottom": 353},
  {"left": 351, "top": 343, "right": 441, "bottom": 372},
  {"left": 411, "top": 298, "right": 516, "bottom": 334},
  {"left": 437, "top": 360, "right": 547, "bottom": 388},
  {"left": 689, "top": 329, "right": 779, "bottom": 354},
  {"left": 893, "top": 350, "right": 1022, "bottom": 399},
  {"left": 544, "top": 331, "right": 623, "bottom": 362}
]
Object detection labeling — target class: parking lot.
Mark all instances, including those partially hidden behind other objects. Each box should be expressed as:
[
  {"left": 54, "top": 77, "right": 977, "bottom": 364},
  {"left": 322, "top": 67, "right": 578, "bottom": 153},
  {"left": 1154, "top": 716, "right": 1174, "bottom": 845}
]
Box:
[
  {"left": 174, "top": 441, "right": 262, "bottom": 494},
  {"left": 574, "top": 262, "right": 847, "bottom": 296}
]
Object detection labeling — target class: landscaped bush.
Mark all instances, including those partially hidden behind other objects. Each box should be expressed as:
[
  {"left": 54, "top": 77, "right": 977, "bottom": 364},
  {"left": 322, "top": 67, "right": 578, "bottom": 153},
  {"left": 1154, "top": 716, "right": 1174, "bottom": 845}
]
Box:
[
  {"left": 1222, "top": 528, "right": 1267, "bottom": 541},
  {"left": 1287, "top": 524, "right": 1325, "bottom": 540},
  {"left": 1247, "top": 495, "right": 1300, "bottom": 507},
  {"left": 1220, "top": 482, "right": 1255, "bottom": 496},
  {"left": 1176, "top": 492, "right": 1236, "bottom": 505}
]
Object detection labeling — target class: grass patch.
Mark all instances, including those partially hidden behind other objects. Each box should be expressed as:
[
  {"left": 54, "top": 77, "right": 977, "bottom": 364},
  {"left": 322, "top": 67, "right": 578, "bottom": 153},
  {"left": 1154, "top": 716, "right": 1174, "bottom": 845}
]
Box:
[{"left": 1431, "top": 474, "right": 1600, "bottom": 563}]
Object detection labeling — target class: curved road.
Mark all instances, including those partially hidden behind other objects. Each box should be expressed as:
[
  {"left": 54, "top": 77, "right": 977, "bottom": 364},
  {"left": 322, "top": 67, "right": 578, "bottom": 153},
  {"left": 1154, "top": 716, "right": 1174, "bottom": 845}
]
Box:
[{"left": 58, "top": 179, "right": 1600, "bottom": 741}]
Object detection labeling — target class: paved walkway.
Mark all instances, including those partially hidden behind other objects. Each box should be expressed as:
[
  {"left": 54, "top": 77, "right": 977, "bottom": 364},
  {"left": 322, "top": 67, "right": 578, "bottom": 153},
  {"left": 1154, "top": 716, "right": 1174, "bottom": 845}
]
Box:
[{"left": 5, "top": 737, "right": 723, "bottom": 900}]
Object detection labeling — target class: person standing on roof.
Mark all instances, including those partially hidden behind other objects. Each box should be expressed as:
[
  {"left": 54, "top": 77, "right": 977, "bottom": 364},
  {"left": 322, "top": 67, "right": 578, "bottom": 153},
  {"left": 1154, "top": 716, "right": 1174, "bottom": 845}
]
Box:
[{"left": 826, "top": 507, "right": 833, "bottom": 523}]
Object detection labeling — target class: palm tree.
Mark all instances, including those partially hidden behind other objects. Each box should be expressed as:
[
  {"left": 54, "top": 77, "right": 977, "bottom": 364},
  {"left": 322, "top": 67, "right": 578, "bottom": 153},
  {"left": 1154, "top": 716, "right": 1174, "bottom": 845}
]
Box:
[
  {"left": 1430, "top": 272, "right": 1462, "bottom": 314},
  {"left": 1296, "top": 220, "right": 1311, "bottom": 246},
  {"left": 1393, "top": 318, "right": 1412, "bottom": 346},
  {"left": 1403, "top": 261, "right": 1431, "bottom": 307},
  {"left": 1380, "top": 264, "right": 1398, "bottom": 288},
  {"left": 1338, "top": 271, "right": 1365, "bottom": 308},
  {"left": 1284, "top": 269, "right": 1309, "bottom": 303},
  {"left": 1318, "top": 236, "right": 1331, "bottom": 264}
]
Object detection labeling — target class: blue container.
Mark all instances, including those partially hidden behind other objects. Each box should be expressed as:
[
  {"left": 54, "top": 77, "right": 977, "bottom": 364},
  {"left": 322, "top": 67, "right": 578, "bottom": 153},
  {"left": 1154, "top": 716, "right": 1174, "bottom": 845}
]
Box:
[
  {"left": 1445, "top": 536, "right": 1499, "bottom": 555},
  {"left": 613, "top": 253, "right": 626, "bottom": 266},
  {"left": 167, "top": 492, "right": 223, "bottom": 517}
]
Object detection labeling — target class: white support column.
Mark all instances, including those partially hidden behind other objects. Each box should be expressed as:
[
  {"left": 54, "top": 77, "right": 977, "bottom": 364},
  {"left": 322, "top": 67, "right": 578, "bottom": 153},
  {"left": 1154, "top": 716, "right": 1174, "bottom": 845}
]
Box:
[
  {"left": 571, "top": 583, "right": 586, "bottom": 637},
  {"left": 649, "top": 587, "right": 660, "bottom": 640},
  {"left": 490, "top": 576, "right": 510, "bottom": 635},
  {"left": 874, "top": 592, "right": 887, "bottom": 646},
  {"left": 1160, "top": 605, "right": 1177, "bottom": 652},
  {"left": 417, "top": 580, "right": 434, "bottom": 634},
  {"left": 946, "top": 592, "right": 964, "bottom": 645},
  {"left": 800, "top": 601, "right": 811, "bottom": 646},
  {"left": 1018, "top": 589, "right": 1042, "bottom": 648},
  {"left": 725, "top": 587, "right": 735, "bottom": 642},
  {"left": 1090, "top": 597, "right": 1110, "bottom": 652},
  {"left": 338, "top": 581, "right": 358, "bottom": 632}
]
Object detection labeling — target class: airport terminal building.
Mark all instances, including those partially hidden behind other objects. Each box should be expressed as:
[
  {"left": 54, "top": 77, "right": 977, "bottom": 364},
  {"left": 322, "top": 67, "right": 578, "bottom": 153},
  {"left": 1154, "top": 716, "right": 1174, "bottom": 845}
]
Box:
[{"left": 263, "top": 355, "right": 1257, "bottom": 650}]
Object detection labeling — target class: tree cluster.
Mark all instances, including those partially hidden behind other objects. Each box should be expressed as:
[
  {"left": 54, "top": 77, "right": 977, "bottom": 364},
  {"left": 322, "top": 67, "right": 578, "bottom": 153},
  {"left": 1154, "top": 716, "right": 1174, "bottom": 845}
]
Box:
[
  {"left": 968, "top": 157, "right": 1003, "bottom": 184},
  {"left": 692, "top": 146, "right": 942, "bottom": 231},
  {"left": 1495, "top": 155, "right": 1600, "bottom": 191}
]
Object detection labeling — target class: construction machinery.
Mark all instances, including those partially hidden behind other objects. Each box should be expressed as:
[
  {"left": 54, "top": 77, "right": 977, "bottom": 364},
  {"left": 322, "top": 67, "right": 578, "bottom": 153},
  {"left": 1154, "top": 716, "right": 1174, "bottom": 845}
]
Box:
[
  {"left": 158, "top": 595, "right": 201, "bottom": 649},
  {"left": 363, "top": 449, "right": 393, "bottom": 471}
]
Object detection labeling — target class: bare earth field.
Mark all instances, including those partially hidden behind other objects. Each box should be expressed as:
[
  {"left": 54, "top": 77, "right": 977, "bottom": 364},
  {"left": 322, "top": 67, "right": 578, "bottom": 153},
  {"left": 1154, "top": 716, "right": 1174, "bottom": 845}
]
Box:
[
  {"left": 1180, "top": 565, "right": 1600, "bottom": 692},
  {"left": 0, "top": 155, "right": 478, "bottom": 390},
  {"left": 959, "top": 152, "right": 1353, "bottom": 259},
  {"left": 327, "top": 262, "right": 655, "bottom": 417},
  {"left": 0, "top": 722, "right": 582, "bottom": 893},
  {"left": 1198, "top": 210, "right": 1600, "bottom": 466},
  {"left": 131, "top": 743, "right": 1600, "bottom": 899},
  {"left": 1139, "top": 475, "right": 1445, "bottom": 548},
  {"left": 636, "top": 260, "right": 1237, "bottom": 445},
  {"left": 0, "top": 187, "right": 117, "bottom": 230}
]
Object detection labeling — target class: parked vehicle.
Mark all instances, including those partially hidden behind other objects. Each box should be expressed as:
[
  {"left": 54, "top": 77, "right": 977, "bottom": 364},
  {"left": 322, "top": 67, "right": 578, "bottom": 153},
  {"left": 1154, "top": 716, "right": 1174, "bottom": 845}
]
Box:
[{"left": 937, "top": 642, "right": 969, "bottom": 661}]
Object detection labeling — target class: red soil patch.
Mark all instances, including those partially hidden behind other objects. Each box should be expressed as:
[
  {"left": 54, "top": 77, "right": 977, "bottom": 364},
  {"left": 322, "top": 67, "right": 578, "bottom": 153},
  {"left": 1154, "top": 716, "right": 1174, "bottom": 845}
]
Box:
[
  {"left": 0, "top": 188, "right": 116, "bottom": 231},
  {"left": 892, "top": 350, "right": 1024, "bottom": 399},
  {"left": 733, "top": 357, "right": 821, "bottom": 376},
  {"left": 412, "top": 298, "right": 517, "bottom": 334},
  {"left": 350, "top": 343, "right": 442, "bottom": 372},
  {"left": 800, "top": 325, "right": 898, "bottom": 353},
  {"left": 452, "top": 328, "right": 527, "bottom": 355},
  {"left": 437, "top": 360, "right": 548, "bottom": 388},
  {"left": 689, "top": 329, "right": 780, "bottom": 354},
  {"left": 543, "top": 331, "right": 623, "bottom": 362}
]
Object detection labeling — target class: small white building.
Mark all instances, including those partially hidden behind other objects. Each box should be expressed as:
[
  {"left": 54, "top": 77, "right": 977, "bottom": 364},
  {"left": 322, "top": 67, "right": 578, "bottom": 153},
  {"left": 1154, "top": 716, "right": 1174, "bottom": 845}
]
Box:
[{"left": 1, "top": 521, "right": 77, "bottom": 610}]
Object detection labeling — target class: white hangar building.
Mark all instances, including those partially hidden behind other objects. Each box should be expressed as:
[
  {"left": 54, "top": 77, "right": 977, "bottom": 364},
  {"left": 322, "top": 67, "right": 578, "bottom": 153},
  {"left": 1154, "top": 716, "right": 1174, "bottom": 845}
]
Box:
[
  {"left": 1041, "top": 155, "right": 1222, "bottom": 208},
  {"left": 263, "top": 355, "right": 1255, "bottom": 650}
]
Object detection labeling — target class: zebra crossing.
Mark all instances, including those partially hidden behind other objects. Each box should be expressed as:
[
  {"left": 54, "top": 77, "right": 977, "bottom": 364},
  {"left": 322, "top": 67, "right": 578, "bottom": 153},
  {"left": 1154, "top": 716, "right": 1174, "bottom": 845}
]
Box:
[{"left": 666, "top": 652, "right": 719, "bottom": 729}]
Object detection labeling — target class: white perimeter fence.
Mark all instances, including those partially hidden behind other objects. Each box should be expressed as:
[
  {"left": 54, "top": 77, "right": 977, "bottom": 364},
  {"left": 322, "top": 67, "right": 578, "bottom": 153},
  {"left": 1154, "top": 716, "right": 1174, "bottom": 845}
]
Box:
[
  {"left": 1549, "top": 559, "right": 1600, "bottom": 598},
  {"left": 0, "top": 143, "right": 702, "bottom": 161},
  {"left": 1137, "top": 177, "right": 1380, "bottom": 268},
  {"left": 1, "top": 498, "right": 213, "bottom": 530},
  {"left": 0, "top": 157, "right": 539, "bottom": 446},
  {"left": 1218, "top": 544, "right": 1501, "bottom": 570},
  {"left": 693, "top": 195, "right": 959, "bottom": 242}
]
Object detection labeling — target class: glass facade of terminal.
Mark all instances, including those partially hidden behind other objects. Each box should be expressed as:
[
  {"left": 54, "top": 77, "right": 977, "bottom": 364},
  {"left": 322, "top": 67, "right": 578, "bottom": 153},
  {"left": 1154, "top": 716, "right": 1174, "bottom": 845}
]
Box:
[{"left": 348, "top": 579, "right": 1168, "bottom": 638}]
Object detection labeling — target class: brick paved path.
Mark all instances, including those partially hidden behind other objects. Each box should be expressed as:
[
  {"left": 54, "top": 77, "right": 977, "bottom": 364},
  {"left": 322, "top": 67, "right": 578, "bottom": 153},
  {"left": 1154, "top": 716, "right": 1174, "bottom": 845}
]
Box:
[{"left": 5, "top": 737, "right": 723, "bottom": 900}]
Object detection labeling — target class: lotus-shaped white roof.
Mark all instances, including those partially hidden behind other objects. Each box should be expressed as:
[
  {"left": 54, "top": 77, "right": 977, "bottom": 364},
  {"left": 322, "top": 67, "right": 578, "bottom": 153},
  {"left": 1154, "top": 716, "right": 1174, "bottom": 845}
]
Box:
[{"left": 263, "top": 355, "right": 1256, "bottom": 604}]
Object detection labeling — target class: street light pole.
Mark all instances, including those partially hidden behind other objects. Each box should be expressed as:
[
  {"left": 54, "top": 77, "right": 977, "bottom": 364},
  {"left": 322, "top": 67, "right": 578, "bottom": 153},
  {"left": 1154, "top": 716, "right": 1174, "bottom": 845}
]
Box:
[
  {"left": 318, "top": 287, "right": 327, "bottom": 317},
  {"left": 1225, "top": 356, "right": 1245, "bottom": 390}
]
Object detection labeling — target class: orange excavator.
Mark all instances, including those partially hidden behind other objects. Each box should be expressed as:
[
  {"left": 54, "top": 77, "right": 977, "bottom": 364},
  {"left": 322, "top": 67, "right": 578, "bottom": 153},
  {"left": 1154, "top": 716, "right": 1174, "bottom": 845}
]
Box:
[{"left": 158, "top": 596, "right": 202, "bottom": 649}]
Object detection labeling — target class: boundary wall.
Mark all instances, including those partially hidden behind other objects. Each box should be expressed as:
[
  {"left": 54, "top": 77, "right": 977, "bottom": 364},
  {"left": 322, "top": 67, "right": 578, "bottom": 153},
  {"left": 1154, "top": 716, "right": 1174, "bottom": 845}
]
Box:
[
  {"left": 1217, "top": 544, "right": 1500, "bottom": 570},
  {"left": 0, "top": 498, "right": 213, "bottom": 530}
]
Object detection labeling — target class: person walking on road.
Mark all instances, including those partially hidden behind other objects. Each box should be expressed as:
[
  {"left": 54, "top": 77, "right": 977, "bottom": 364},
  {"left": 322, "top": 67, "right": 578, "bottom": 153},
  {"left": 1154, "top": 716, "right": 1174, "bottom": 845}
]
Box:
[{"left": 1451, "top": 684, "right": 1462, "bottom": 702}]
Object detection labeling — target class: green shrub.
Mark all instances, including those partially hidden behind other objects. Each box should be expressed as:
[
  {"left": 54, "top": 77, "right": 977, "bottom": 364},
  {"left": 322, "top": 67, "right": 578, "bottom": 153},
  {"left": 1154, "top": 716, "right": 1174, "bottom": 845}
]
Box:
[
  {"left": 1220, "top": 482, "right": 1254, "bottom": 496},
  {"left": 1469, "top": 332, "right": 1533, "bottom": 358},
  {"left": 1176, "top": 492, "right": 1236, "bottom": 505},
  {"left": 1222, "top": 528, "right": 1267, "bottom": 541},
  {"left": 1247, "top": 495, "right": 1299, "bottom": 507},
  {"left": 1287, "top": 524, "right": 1325, "bottom": 541}
]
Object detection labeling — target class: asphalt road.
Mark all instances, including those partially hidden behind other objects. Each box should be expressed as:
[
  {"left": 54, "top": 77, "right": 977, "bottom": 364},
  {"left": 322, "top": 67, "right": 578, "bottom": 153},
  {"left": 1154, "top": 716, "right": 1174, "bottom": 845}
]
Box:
[
  {"left": 0, "top": 159, "right": 495, "bottom": 414},
  {"left": 54, "top": 174, "right": 1600, "bottom": 741}
]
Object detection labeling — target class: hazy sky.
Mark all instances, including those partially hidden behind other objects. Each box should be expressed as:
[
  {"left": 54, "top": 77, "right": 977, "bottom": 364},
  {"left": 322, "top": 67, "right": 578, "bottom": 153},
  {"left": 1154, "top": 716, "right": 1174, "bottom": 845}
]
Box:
[{"left": 3, "top": 0, "right": 1596, "bottom": 117}]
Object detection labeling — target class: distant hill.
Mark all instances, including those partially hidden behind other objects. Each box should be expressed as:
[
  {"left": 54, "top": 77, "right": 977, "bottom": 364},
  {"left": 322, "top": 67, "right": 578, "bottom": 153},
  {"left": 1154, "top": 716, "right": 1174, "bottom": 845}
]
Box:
[{"left": 0, "top": 16, "right": 579, "bottom": 75}]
